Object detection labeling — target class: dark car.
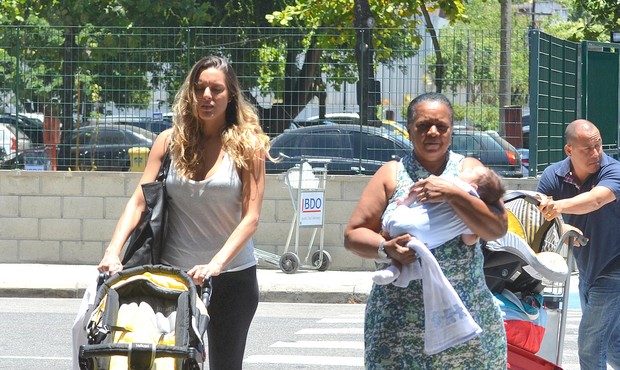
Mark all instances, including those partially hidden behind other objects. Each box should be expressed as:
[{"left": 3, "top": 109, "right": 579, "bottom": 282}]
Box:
[
  {"left": 85, "top": 117, "right": 172, "bottom": 135},
  {"left": 289, "top": 119, "right": 338, "bottom": 129},
  {"left": 57, "top": 124, "right": 156, "bottom": 171},
  {"left": 0, "top": 113, "right": 45, "bottom": 146},
  {"left": 267, "top": 124, "right": 412, "bottom": 175},
  {"left": 268, "top": 125, "right": 522, "bottom": 177},
  {"left": 451, "top": 129, "right": 523, "bottom": 178},
  {"left": 127, "top": 120, "right": 172, "bottom": 134}
]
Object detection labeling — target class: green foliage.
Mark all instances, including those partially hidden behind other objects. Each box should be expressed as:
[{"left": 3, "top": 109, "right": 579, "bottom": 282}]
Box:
[
  {"left": 425, "top": 0, "right": 530, "bottom": 107},
  {"left": 576, "top": 0, "right": 620, "bottom": 37},
  {"left": 1, "top": 0, "right": 615, "bottom": 134},
  {"left": 453, "top": 103, "right": 499, "bottom": 131},
  {"left": 541, "top": 0, "right": 619, "bottom": 42},
  {"left": 263, "top": 0, "right": 465, "bottom": 95}
]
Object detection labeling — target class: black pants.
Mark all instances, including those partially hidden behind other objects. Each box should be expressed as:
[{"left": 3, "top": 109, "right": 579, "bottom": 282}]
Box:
[{"left": 206, "top": 265, "right": 259, "bottom": 370}]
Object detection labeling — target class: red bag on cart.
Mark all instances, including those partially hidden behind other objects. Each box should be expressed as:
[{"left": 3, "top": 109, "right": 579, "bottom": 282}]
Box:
[
  {"left": 507, "top": 344, "right": 562, "bottom": 370},
  {"left": 495, "top": 290, "right": 547, "bottom": 353}
]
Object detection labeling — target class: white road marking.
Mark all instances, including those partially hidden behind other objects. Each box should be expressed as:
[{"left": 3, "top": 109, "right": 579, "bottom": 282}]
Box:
[
  {"left": 296, "top": 328, "right": 364, "bottom": 335},
  {"left": 244, "top": 354, "right": 363, "bottom": 366},
  {"left": 271, "top": 340, "right": 364, "bottom": 349}
]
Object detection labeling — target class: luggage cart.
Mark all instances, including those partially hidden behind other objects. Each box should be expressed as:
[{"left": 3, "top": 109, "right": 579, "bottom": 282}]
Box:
[
  {"left": 536, "top": 230, "right": 586, "bottom": 367},
  {"left": 485, "top": 191, "right": 588, "bottom": 369},
  {"left": 255, "top": 158, "right": 332, "bottom": 274}
]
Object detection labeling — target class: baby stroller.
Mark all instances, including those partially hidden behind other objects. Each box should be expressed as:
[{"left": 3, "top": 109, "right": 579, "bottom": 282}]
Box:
[
  {"left": 483, "top": 190, "right": 587, "bottom": 369},
  {"left": 78, "top": 264, "right": 211, "bottom": 370}
]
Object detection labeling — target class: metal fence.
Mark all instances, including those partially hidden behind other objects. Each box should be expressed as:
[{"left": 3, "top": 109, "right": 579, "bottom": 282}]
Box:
[
  {"left": 528, "top": 30, "right": 579, "bottom": 176},
  {"left": 0, "top": 25, "right": 530, "bottom": 174}
]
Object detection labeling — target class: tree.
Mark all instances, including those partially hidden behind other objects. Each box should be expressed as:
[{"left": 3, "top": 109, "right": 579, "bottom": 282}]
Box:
[
  {"left": 264, "top": 0, "right": 466, "bottom": 130},
  {"left": 424, "top": 0, "right": 530, "bottom": 129},
  {"left": 3, "top": 0, "right": 467, "bottom": 135},
  {"left": 539, "top": 0, "right": 616, "bottom": 42},
  {"left": 574, "top": 0, "right": 620, "bottom": 41}
]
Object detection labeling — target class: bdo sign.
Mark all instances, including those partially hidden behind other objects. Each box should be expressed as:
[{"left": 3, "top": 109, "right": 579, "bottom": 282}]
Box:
[{"left": 299, "top": 191, "right": 325, "bottom": 227}]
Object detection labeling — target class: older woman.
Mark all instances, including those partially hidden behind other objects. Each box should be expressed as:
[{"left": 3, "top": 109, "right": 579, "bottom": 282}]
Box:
[{"left": 344, "top": 92, "right": 508, "bottom": 369}]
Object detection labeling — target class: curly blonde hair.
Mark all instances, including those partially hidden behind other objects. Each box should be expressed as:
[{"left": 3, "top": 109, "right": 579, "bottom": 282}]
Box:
[{"left": 170, "top": 55, "right": 271, "bottom": 178}]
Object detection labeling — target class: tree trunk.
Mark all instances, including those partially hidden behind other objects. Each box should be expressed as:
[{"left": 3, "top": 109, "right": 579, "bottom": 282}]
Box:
[
  {"left": 421, "top": 5, "right": 443, "bottom": 93},
  {"left": 499, "top": 0, "right": 512, "bottom": 107},
  {"left": 257, "top": 40, "right": 323, "bottom": 136}
]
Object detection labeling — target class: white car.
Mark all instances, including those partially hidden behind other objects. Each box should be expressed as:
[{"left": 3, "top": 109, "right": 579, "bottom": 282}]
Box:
[
  {"left": 517, "top": 148, "right": 529, "bottom": 177},
  {"left": 0, "top": 122, "right": 32, "bottom": 159}
]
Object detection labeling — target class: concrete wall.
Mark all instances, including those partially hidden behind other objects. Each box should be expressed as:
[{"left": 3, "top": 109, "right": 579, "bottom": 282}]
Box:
[{"left": 0, "top": 170, "right": 538, "bottom": 270}]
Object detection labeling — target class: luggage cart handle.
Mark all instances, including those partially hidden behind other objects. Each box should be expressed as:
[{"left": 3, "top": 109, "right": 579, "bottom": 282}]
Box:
[{"left": 277, "top": 152, "right": 331, "bottom": 167}]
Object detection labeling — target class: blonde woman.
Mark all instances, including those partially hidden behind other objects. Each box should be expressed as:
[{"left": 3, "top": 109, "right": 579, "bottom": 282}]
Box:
[{"left": 98, "top": 55, "right": 272, "bottom": 369}]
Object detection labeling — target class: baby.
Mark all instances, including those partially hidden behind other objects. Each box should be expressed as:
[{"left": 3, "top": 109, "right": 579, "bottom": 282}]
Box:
[{"left": 373, "top": 166, "right": 506, "bottom": 286}]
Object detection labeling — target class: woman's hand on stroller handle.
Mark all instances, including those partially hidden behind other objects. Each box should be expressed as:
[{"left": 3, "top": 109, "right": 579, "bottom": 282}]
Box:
[{"left": 97, "top": 253, "right": 123, "bottom": 275}]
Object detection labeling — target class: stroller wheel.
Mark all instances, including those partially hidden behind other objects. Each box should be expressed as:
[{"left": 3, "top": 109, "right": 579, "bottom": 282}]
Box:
[{"left": 182, "top": 359, "right": 201, "bottom": 370}]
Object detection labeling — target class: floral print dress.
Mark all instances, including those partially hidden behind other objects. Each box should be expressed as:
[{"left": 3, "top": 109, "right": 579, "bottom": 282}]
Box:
[{"left": 364, "top": 151, "right": 507, "bottom": 370}]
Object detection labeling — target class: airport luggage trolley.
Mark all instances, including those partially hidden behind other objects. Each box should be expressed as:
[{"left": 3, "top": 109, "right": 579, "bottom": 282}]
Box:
[
  {"left": 487, "top": 191, "right": 588, "bottom": 369},
  {"left": 536, "top": 230, "right": 586, "bottom": 367},
  {"left": 256, "top": 158, "right": 332, "bottom": 274}
]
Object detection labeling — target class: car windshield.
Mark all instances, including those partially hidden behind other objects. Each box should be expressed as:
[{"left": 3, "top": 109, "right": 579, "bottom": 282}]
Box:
[
  {"left": 124, "top": 125, "right": 157, "bottom": 142},
  {"left": 486, "top": 131, "right": 516, "bottom": 151},
  {"left": 275, "top": 130, "right": 351, "bottom": 159}
]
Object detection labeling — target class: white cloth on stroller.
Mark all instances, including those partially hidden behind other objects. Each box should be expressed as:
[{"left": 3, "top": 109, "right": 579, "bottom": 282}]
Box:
[{"left": 72, "top": 281, "right": 98, "bottom": 370}]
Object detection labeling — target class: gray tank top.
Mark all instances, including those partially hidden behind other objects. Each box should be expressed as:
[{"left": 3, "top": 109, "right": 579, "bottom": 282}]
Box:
[{"left": 160, "top": 152, "right": 257, "bottom": 272}]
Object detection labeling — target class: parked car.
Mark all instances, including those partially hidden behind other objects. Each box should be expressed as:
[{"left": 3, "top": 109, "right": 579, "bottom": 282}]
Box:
[
  {"left": 57, "top": 124, "right": 157, "bottom": 171},
  {"left": 382, "top": 119, "right": 409, "bottom": 138},
  {"left": 0, "top": 113, "right": 45, "bottom": 146},
  {"left": 268, "top": 124, "right": 522, "bottom": 177},
  {"left": 127, "top": 120, "right": 172, "bottom": 134},
  {"left": 0, "top": 122, "right": 32, "bottom": 154},
  {"left": 289, "top": 119, "right": 338, "bottom": 129},
  {"left": 0, "top": 123, "right": 34, "bottom": 169},
  {"left": 302, "top": 112, "right": 361, "bottom": 125},
  {"left": 451, "top": 129, "right": 523, "bottom": 178},
  {"left": 291, "top": 115, "right": 409, "bottom": 138},
  {"left": 517, "top": 148, "right": 529, "bottom": 177},
  {"left": 267, "top": 124, "right": 412, "bottom": 175},
  {"left": 85, "top": 116, "right": 172, "bottom": 134}
]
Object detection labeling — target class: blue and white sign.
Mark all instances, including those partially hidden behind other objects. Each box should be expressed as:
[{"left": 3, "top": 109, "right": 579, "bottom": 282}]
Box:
[{"left": 299, "top": 191, "right": 325, "bottom": 227}]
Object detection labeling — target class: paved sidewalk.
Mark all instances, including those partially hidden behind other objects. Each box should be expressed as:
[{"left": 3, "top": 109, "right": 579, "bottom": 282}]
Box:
[
  {"left": 0, "top": 263, "right": 580, "bottom": 306},
  {"left": 0, "top": 263, "right": 374, "bottom": 303}
]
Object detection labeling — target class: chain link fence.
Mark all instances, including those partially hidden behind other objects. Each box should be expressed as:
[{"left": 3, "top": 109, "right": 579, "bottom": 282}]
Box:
[{"left": 0, "top": 25, "right": 529, "bottom": 175}]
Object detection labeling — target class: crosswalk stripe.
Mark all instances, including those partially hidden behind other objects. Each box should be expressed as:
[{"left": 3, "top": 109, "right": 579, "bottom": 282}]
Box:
[
  {"left": 317, "top": 318, "right": 364, "bottom": 323},
  {"left": 296, "top": 328, "right": 364, "bottom": 335},
  {"left": 244, "top": 354, "right": 363, "bottom": 366},
  {"left": 0, "top": 356, "right": 71, "bottom": 360},
  {"left": 271, "top": 340, "right": 364, "bottom": 349}
]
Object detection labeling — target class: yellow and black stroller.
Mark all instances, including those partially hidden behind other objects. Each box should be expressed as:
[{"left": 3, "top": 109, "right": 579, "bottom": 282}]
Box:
[
  {"left": 78, "top": 264, "right": 211, "bottom": 370},
  {"left": 483, "top": 190, "right": 587, "bottom": 369}
]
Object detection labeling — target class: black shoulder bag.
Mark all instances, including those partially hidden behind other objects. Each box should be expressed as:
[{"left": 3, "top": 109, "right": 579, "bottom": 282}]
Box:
[{"left": 121, "top": 147, "right": 171, "bottom": 268}]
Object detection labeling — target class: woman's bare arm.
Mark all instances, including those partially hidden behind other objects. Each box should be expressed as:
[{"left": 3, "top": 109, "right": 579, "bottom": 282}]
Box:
[{"left": 344, "top": 161, "right": 417, "bottom": 265}]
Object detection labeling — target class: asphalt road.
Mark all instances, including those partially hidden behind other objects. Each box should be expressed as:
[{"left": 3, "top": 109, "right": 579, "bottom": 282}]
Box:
[{"left": 0, "top": 298, "right": 588, "bottom": 369}]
